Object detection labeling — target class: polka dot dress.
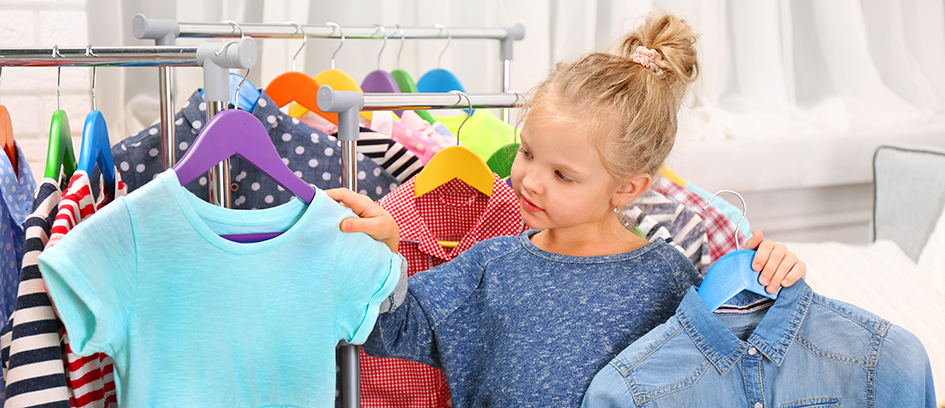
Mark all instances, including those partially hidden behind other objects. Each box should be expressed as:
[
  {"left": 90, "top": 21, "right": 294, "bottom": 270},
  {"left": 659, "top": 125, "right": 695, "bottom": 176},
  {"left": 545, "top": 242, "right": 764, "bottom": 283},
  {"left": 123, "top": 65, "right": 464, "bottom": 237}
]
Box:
[
  {"left": 107, "top": 89, "right": 402, "bottom": 209},
  {"left": 0, "top": 144, "right": 37, "bottom": 325}
]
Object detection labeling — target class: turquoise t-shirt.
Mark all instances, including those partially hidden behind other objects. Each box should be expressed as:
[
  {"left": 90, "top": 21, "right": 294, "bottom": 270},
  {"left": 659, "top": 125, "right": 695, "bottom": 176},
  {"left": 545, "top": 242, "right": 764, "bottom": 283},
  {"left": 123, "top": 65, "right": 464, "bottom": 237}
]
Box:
[{"left": 38, "top": 170, "right": 401, "bottom": 407}]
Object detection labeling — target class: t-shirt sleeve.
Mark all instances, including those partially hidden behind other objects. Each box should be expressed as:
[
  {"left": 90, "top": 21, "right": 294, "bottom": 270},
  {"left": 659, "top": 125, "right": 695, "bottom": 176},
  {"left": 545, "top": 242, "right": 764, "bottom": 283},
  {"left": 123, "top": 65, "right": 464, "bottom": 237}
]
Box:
[
  {"left": 37, "top": 198, "right": 137, "bottom": 357},
  {"left": 332, "top": 231, "right": 403, "bottom": 345}
]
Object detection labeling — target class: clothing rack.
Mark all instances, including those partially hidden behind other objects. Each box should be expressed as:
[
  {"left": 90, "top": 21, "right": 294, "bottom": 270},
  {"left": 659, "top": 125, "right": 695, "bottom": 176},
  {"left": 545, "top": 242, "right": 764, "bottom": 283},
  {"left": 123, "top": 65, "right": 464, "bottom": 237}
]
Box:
[
  {"left": 132, "top": 14, "right": 526, "bottom": 173},
  {"left": 0, "top": 41, "right": 257, "bottom": 207},
  {"left": 317, "top": 85, "right": 523, "bottom": 408}
]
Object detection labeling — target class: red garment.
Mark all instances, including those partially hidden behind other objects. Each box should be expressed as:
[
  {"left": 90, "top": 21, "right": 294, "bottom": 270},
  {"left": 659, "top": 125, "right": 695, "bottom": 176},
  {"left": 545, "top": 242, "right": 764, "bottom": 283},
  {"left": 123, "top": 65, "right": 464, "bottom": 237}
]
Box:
[
  {"left": 47, "top": 170, "right": 127, "bottom": 408},
  {"left": 363, "top": 175, "right": 525, "bottom": 407},
  {"left": 651, "top": 177, "right": 745, "bottom": 265}
]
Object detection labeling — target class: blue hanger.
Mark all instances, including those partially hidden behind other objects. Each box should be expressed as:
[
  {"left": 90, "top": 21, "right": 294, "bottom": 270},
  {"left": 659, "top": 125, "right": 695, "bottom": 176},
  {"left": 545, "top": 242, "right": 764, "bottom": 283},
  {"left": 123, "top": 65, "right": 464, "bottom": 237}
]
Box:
[
  {"left": 697, "top": 190, "right": 777, "bottom": 311},
  {"left": 416, "top": 24, "right": 472, "bottom": 114},
  {"left": 76, "top": 63, "right": 116, "bottom": 194}
]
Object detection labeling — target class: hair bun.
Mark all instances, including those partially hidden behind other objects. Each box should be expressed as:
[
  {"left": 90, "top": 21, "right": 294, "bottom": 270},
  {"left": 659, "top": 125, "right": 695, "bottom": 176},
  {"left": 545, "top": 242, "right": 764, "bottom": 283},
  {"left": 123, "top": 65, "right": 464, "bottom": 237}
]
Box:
[{"left": 619, "top": 12, "right": 699, "bottom": 86}]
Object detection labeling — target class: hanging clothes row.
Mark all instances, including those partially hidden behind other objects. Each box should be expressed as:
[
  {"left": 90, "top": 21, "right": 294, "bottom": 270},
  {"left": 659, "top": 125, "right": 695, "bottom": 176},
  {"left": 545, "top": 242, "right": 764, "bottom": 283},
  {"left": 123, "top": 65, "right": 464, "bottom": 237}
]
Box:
[{"left": 0, "top": 43, "right": 250, "bottom": 408}]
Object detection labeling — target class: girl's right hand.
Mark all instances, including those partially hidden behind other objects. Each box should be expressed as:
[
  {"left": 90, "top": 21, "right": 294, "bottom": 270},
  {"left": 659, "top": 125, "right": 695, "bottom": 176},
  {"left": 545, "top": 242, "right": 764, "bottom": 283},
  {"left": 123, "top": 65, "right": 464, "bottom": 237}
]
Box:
[{"left": 325, "top": 188, "right": 400, "bottom": 254}]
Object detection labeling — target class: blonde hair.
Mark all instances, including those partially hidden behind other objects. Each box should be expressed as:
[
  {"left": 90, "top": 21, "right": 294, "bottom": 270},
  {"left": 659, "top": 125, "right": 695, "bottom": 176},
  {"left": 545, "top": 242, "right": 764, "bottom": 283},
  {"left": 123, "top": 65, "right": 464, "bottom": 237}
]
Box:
[{"left": 524, "top": 12, "right": 700, "bottom": 182}]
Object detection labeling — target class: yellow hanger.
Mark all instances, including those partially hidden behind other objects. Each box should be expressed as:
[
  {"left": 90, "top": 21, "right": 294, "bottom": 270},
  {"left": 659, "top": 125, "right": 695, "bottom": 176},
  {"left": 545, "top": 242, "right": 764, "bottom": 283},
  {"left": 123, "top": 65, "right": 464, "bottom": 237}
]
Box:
[
  {"left": 287, "top": 22, "right": 372, "bottom": 122},
  {"left": 658, "top": 165, "right": 687, "bottom": 187},
  {"left": 414, "top": 145, "right": 493, "bottom": 197},
  {"left": 414, "top": 91, "right": 493, "bottom": 198}
]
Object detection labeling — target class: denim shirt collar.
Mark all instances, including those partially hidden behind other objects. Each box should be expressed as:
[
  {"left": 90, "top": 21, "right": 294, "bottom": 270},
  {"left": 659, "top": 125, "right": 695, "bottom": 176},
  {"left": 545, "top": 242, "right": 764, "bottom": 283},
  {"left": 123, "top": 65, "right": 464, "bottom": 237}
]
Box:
[
  {"left": 676, "top": 279, "right": 814, "bottom": 375},
  {"left": 180, "top": 89, "right": 290, "bottom": 135}
]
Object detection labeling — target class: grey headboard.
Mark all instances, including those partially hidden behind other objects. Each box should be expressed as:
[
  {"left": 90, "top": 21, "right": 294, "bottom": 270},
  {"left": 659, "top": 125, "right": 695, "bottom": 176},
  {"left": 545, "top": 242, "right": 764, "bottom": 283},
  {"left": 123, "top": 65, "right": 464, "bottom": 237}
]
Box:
[{"left": 873, "top": 145, "right": 945, "bottom": 261}]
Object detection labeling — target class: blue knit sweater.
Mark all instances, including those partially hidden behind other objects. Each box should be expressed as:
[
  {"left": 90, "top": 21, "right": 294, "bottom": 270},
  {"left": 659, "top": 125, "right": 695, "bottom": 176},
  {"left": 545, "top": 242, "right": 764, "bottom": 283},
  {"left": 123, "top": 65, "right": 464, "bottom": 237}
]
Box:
[{"left": 362, "top": 230, "right": 702, "bottom": 407}]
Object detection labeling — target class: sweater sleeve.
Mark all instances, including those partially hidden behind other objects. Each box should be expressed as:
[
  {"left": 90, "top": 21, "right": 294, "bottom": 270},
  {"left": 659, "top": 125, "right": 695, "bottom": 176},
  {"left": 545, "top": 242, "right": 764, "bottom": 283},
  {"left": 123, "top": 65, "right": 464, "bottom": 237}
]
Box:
[{"left": 361, "top": 240, "right": 492, "bottom": 369}]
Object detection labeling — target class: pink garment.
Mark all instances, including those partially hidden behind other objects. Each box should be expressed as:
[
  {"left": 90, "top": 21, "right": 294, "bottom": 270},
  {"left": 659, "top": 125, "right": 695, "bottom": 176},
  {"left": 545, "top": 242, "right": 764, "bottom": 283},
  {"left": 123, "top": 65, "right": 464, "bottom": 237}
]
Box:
[
  {"left": 297, "top": 110, "right": 338, "bottom": 135},
  {"left": 370, "top": 111, "right": 442, "bottom": 165},
  {"left": 391, "top": 121, "right": 440, "bottom": 164},
  {"left": 401, "top": 111, "right": 456, "bottom": 149}
]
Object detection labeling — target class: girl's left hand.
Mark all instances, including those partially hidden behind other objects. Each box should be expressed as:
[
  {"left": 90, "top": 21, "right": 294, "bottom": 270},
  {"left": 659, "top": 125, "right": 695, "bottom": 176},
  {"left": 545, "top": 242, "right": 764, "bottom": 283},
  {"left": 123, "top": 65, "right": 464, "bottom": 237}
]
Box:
[{"left": 744, "top": 229, "right": 807, "bottom": 294}]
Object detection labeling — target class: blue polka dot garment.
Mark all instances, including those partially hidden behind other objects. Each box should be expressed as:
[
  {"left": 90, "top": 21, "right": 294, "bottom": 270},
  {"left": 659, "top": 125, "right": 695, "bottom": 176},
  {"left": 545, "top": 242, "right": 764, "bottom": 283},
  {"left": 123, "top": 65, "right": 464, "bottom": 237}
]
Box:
[
  {"left": 108, "top": 89, "right": 401, "bottom": 208},
  {"left": 0, "top": 144, "right": 36, "bottom": 326}
]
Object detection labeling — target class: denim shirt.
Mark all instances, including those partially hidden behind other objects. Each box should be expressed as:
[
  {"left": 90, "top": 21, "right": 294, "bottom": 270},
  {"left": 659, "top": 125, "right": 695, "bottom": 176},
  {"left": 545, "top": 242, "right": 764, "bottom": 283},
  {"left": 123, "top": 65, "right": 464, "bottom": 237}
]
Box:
[
  {"left": 583, "top": 279, "right": 936, "bottom": 408},
  {"left": 363, "top": 230, "right": 703, "bottom": 408},
  {"left": 109, "top": 89, "right": 400, "bottom": 207}
]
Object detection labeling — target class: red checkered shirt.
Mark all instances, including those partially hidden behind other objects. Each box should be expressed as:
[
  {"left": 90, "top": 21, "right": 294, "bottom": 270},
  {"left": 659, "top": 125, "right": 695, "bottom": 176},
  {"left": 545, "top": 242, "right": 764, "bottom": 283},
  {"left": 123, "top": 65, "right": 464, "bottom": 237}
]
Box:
[
  {"left": 47, "top": 170, "right": 127, "bottom": 408},
  {"left": 364, "top": 175, "right": 525, "bottom": 407},
  {"left": 651, "top": 177, "right": 745, "bottom": 266}
]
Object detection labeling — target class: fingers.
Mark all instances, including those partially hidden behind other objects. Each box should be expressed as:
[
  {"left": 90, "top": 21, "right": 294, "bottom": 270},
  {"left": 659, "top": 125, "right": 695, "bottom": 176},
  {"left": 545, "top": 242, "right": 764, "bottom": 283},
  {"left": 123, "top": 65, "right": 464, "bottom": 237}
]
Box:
[
  {"left": 752, "top": 240, "right": 807, "bottom": 294},
  {"left": 325, "top": 188, "right": 379, "bottom": 218},
  {"left": 339, "top": 216, "right": 380, "bottom": 234},
  {"left": 744, "top": 229, "right": 764, "bottom": 250},
  {"left": 325, "top": 188, "right": 400, "bottom": 254}
]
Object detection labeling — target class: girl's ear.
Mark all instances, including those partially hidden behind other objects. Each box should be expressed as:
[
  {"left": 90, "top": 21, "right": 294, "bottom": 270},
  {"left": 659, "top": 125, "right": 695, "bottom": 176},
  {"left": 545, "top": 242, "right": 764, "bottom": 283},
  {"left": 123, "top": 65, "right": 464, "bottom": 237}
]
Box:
[{"left": 611, "top": 173, "right": 652, "bottom": 209}]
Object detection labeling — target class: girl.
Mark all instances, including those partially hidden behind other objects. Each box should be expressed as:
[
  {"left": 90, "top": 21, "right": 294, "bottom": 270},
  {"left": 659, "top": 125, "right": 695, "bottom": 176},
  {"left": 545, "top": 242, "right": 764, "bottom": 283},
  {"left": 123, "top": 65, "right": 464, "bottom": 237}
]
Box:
[{"left": 327, "top": 12, "right": 805, "bottom": 407}]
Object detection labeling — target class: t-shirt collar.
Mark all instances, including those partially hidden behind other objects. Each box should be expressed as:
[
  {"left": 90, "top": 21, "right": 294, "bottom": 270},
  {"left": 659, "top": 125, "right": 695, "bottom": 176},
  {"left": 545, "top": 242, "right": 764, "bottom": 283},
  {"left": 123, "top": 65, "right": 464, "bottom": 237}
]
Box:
[{"left": 676, "top": 279, "right": 813, "bottom": 374}]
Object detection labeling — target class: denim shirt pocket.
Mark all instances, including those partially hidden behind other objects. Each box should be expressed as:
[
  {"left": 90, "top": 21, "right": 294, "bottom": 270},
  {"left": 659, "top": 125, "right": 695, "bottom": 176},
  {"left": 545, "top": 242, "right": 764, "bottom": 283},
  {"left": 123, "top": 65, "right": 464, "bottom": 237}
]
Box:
[{"left": 779, "top": 397, "right": 841, "bottom": 408}]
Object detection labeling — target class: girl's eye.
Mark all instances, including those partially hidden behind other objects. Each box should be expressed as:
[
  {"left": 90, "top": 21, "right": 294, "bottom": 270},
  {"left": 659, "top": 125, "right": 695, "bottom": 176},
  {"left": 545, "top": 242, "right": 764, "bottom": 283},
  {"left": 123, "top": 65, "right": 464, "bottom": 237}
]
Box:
[
  {"left": 555, "top": 171, "right": 572, "bottom": 182},
  {"left": 518, "top": 147, "right": 533, "bottom": 159}
]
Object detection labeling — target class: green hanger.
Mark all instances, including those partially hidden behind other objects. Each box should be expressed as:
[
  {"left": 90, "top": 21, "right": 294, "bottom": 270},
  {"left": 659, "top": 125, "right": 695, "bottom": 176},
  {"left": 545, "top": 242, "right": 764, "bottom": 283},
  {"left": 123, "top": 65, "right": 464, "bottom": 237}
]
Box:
[
  {"left": 392, "top": 69, "right": 436, "bottom": 124},
  {"left": 45, "top": 109, "right": 76, "bottom": 182},
  {"left": 485, "top": 143, "right": 519, "bottom": 179},
  {"left": 391, "top": 26, "right": 435, "bottom": 124}
]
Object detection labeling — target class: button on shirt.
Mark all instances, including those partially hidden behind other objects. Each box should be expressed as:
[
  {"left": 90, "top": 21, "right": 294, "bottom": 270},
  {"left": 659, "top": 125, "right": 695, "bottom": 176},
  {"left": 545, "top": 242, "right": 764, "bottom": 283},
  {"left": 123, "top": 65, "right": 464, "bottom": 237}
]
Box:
[
  {"left": 583, "top": 280, "right": 936, "bottom": 408},
  {"left": 111, "top": 89, "right": 400, "bottom": 207},
  {"left": 360, "top": 175, "right": 526, "bottom": 407},
  {"left": 0, "top": 143, "right": 36, "bottom": 326}
]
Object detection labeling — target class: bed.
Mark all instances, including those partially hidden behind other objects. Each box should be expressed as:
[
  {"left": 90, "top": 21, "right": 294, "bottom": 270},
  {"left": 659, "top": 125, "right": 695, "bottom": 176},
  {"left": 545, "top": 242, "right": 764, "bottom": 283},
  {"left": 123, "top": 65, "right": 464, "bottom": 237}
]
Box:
[{"left": 784, "top": 145, "right": 945, "bottom": 405}]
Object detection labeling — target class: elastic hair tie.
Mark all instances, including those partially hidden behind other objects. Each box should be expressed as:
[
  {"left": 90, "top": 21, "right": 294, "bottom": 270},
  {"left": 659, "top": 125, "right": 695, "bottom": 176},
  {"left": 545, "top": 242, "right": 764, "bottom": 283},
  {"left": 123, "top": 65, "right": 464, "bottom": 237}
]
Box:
[{"left": 631, "top": 46, "right": 662, "bottom": 73}]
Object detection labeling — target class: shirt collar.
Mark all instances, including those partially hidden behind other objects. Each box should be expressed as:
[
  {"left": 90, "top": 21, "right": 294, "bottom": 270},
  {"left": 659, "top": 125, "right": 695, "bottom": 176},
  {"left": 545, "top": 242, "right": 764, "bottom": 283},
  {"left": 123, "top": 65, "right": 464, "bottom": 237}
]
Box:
[
  {"left": 676, "top": 279, "right": 813, "bottom": 375},
  {"left": 0, "top": 143, "right": 37, "bottom": 226},
  {"left": 179, "top": 88, "right": 298, "bottom": 135},
  {"left": 382, "top": 175, "right": 523, "bottom": 261}
]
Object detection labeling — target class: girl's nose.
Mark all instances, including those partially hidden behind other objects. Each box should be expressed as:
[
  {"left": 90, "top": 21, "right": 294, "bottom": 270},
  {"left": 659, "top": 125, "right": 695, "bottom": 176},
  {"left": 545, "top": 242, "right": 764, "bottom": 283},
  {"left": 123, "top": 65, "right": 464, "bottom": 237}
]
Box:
[{"left": 520, "top": 169, "right": 542, "bottom": 195}]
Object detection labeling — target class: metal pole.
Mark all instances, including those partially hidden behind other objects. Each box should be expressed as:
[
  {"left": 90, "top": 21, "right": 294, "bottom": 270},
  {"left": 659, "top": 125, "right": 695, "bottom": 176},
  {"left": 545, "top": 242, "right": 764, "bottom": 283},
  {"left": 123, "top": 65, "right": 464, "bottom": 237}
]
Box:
[
  {"left": 176, "top": 22, "right": 515, "bottom": 40},
  {"left": 196, "top": 37, "right": 257, "bottom": 209},
  {"left": 0, "top": 46, "right": 202, "bottom": 66},
  {"left": 358, "top": 92, "right": 522, "bottom": 110},
  {"left": 206, "top": 100, "right": 230, "bottom": 207},
  {"left": 315, "top": 85, "right": 365, "bottom": 408},
  {"left": 501, "top": 59, "right": 511, "bottom": 123},
  {"left": 158, "top": 66, "right": 176, "bottom": 169}
]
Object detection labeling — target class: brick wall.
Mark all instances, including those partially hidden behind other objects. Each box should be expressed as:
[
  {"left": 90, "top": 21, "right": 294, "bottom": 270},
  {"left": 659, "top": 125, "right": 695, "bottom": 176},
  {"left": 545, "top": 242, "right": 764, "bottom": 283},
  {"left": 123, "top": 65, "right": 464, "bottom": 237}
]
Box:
[{"left": 0, "top": 1, "right": 90, "bottom": 176}]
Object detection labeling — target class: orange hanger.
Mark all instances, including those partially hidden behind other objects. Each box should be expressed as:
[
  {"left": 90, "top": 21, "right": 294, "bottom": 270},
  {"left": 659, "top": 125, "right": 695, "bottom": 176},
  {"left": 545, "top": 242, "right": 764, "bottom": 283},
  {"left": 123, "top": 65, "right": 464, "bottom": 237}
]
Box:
[
  {"left": 0, "top": 106, "right": 16, "bottom": 177},
  {"left": 286, "top": 22, "right": 371, "bottom": 123},
  {"left": 0, "top": 67, "right": 17, "bottom": 176},
  {"left": 264, "top": 23, "right": 325, "bottom": 116}
]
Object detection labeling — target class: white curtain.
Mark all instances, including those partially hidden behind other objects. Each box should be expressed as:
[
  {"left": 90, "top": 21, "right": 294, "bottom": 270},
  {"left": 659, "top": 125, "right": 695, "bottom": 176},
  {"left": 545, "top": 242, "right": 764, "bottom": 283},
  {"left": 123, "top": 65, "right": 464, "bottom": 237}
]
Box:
[{"left": 86, "top": 0, "right": 945, "bottom": 143}]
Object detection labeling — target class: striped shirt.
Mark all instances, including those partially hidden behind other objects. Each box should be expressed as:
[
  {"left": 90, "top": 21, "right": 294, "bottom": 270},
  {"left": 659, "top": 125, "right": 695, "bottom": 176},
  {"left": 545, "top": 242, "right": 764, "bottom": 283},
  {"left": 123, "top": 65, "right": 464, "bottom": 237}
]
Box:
[
  {"left": 620, "top": 188, "right": 710, "bottom": 275},
  {"left": 346, "top": 128, "right": 423, "bottom": 184},
  {"left": 1, "top": 170, "right": 126, "bottom": 408},
  {"left": 1, "top": 179, "right": 68, "bottom": 408}
]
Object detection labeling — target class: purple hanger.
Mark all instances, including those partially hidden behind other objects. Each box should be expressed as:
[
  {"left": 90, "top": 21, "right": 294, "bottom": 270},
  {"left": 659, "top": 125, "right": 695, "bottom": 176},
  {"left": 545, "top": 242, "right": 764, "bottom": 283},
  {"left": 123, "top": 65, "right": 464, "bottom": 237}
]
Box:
[
  {"left": 174, "top": 109, "right": 316, "bottom": 242},
  {"left": 362, "top": 70, "right": 404, "bottom": 117}
]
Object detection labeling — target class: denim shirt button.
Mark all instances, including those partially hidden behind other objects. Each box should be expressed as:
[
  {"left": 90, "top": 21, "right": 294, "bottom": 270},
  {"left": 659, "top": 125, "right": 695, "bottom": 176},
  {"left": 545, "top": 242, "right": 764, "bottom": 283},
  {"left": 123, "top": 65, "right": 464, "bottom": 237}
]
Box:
[
  {"left": 753, "top": 403, "right": 763, "bottom": 408},
  {"left": 748, "top": 347, "right": 758, "bottom": 356}
]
